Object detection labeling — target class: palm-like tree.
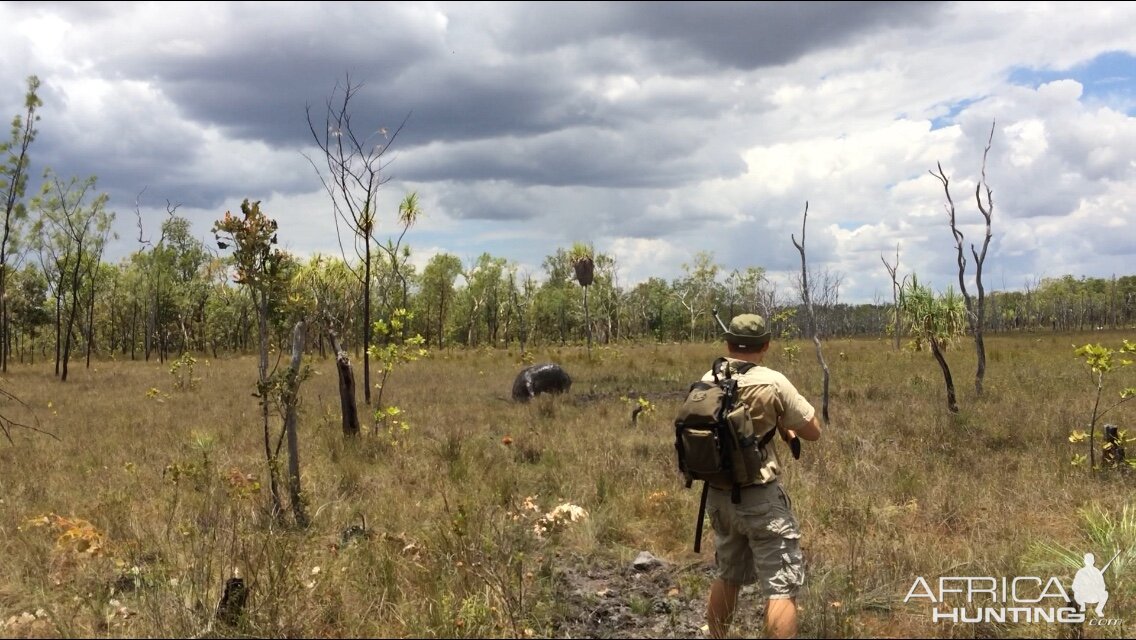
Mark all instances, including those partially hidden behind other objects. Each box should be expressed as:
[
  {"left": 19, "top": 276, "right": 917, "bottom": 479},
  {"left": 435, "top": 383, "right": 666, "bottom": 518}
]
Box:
[
  {"left": 392, "top": 192, "right": 422, "bottom": 315},
  {"left": 569, "top": 242, "right": 595, "bottom": 352},
  {"left": 899, "top": 274, "right": 966, "bottom": 413}
]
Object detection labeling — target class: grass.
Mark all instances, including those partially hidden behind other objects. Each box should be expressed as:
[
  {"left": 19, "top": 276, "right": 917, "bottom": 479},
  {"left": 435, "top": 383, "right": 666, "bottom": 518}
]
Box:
[{"left": 0, "top": 332, "right": 1133, "bottom": 638}]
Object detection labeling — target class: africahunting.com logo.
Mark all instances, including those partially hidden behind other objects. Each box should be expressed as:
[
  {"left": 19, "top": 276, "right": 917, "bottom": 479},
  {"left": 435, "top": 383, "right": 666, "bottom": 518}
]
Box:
[{"left": 904, "top": 550, "right": 1123, "bottom": 626}]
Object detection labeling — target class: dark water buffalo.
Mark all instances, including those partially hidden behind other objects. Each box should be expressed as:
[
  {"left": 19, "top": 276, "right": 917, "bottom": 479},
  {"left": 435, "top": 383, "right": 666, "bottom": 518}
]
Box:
[{"left": 511, "top": 363, "right": 573, "bottom": 402}]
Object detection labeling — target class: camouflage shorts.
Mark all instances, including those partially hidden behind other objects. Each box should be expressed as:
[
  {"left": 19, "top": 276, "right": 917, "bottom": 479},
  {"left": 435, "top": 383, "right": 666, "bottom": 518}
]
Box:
[{"left": 707, "top": 481, "right": 805, "bottom": 599}]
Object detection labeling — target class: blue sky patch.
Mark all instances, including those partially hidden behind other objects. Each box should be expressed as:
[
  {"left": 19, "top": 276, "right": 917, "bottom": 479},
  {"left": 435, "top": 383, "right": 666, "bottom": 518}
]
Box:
[
  {"left": 931, "top": 97, "right": 982, "bottom": 130},
  {"left": 1007, "top": 50, "right": 1136, "bottom": 114}
]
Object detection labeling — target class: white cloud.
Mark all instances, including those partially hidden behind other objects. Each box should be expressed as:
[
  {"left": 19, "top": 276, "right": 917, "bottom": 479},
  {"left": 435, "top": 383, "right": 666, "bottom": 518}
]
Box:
[
  {"left": 3, "top": 1, "right": 1136, "bottom": 304},
  {"left": 605, "top": 237, "right": 685, "bottom": 287}
]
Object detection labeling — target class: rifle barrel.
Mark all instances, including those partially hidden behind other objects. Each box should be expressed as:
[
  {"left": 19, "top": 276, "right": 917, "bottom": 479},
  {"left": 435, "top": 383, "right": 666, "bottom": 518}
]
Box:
[{"left": 711, "top": 308, "right": 729, "bottom": 333}]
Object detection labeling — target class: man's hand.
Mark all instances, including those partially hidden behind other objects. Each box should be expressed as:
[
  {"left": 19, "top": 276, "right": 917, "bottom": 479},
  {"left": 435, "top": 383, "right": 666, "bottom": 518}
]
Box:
[{"left": 778, "top": 427, "right": 802, "bottom": 459}]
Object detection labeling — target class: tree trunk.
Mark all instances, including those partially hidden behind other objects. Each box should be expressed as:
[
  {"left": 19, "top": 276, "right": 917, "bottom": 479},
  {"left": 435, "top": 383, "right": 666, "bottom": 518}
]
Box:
[
  {"left": 363, "top": 248, "right": 372, "bottom": 406},
  {"left": 284, "top": 320, "right": 309, "bottom": 528},
  {"left": 85, "top": 274, "right": 96, "bottom": 368},
  {"left": 130, "top": 300, "right": 137, "bottom": 360},
  {"left": 145, "top": 276, "right": 157, "bottom": 361},
  {"left": 893, "top": 293, "right": 901, "bottom": 351},
  {"left": 974, "top": 331, "right": 986, "bottom": 397},
  {"left": 930, "top": 337, "right": 959, "bottom": 414},
  {"left": 438, "top": 288, "right": 446, "bottom": 349},
  {"left": 327, "top": 327, "right": 360, "bottom": 437},
  {"left": 583, "top": 285, "right": 591, "bottom": 354},
  {"left": 0, "top": 287, "right": 7, "bottom": 373},
  {"left": 61, "top": 248, "right": 85, "bottom": 382},
  {"left": 812, "top": 334, "right": 831, "bottom": 423},
  {"left": 257, "top": 294, "right": 283, "bottom": 520},
  {"left": 54, "top": 291, "right": 61, "bottom": 376}
]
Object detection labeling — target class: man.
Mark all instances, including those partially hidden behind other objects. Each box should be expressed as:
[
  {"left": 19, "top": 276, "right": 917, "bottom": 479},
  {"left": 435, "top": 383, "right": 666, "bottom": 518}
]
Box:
[{"left": 703, "top": 313, "right": 822, "bottom": 639}]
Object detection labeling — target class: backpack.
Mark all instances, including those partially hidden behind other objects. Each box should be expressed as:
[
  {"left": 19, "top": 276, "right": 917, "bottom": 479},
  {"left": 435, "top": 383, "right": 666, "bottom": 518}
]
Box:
[{"left": 674, "top": 357, "right": 777, "bottom": 552}]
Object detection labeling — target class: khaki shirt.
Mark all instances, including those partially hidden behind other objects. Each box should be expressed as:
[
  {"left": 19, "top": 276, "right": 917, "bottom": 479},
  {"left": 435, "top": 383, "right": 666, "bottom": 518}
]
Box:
[{"left": 701, "top": 358, "right": 816, "bottom": 483}]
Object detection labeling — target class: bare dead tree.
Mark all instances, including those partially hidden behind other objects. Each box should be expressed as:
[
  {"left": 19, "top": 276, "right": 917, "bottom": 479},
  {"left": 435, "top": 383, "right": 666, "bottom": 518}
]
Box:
[
  {"left": 930, "top": 119, "right": 995, "bottom": 397},
  {"left": 881, "top": 243, "right": 901, "bottom": 350},
  {"left": 790, "top": 202, "right": 830, "bottom": 423},
  {"left": 304, "top": 73, "right": 409, "bottom": 406},
  {"left": 970, "top": 123, "right": 995, "bottom": 395},
  {"left": 323, "top": 309, "right": 360, "bottom": 437}
]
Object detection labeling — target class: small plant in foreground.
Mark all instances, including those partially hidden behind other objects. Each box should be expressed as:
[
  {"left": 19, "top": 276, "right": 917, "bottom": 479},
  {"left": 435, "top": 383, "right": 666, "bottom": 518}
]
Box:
[{"left": 1070, "top": 339, "right": 1136, "bottom": 471}]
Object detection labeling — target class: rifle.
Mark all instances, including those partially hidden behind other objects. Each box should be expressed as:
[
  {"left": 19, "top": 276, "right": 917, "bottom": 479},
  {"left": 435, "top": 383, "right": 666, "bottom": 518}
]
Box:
[{"left": 694, "top": 482, "right": 709, "bottom": 553}]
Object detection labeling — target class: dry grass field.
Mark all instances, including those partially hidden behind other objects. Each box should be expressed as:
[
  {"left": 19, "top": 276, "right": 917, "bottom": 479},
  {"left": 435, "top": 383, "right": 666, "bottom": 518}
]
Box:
[{"left": 0, "top": 331, "right": 1134, "bottom": 638}]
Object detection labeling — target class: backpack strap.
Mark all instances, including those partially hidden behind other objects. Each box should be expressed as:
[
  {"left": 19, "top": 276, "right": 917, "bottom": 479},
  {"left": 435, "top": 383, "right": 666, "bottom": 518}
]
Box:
[
  {"left": 758, "top": 424, "right": 777, "bottom": 448},
  {"left": 710, "top": 356, "right": 730, "bottom": 383},
  {"left": 713, "top": 357, "right": 757, "bottom": 381},
  {"left": 695, "top": 358, "right": 769, "bottom": 509},
  {"left": 731, "top": 363, "right": 767, "bottom": 502}
]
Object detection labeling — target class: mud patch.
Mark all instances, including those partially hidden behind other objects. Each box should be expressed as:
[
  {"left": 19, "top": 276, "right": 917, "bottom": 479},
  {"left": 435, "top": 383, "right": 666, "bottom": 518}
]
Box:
[{"left": 547, "top": 553, "right": 766, "bottom": 639}]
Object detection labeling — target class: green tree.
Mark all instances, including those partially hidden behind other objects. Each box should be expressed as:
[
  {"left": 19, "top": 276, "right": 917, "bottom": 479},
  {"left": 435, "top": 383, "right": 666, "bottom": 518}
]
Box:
[
  {"left": 369, "top": 308, "right": 427, "bottom": 446},
  {"left": 673, "top": 250, "right": 719, "bottom": 341},
  {"left": 79, "top": 258, "right": 117, "bottom": 367},
  {"left": 8, "top": 264, "right": 50, "bottom": 363},
  {"left": 627, "top": 277, "right": 675, "bottom": 341},
  {"left": 213, "top": 199, "right": 297, "bottom": 522},
  {"left": 457, "top": 253, "right": 508, "bottom": 346},
  {"left": 503, "top": 266, "right": 538, "bottom": 353},
  {"left": 378, "top": 192, "right": 422, "bottom": 327},
  {"left": 160, "top": 215, "right": 209, "bottom": 354},
  {"left": 1070, "top": 340, "right": 1136, "bottom": 471},
  {"left": 723, "top": 266, "right": 766, "bottom": 319},
  {"left": 291, "top": 253, "right": 362, "bottom": 437},
  {"left": 535, "top": 248, "right": 581, "bottom": 344},
  {"left": 0, "top": 75, "right": 42, "bottom": 372},
  {"left": 587, "top": 252, "right": 622, "bottom": 344},
  {"left": 29, "top": 172, "right": 114, "bottom": 382},
  {"left": 417, "top": 252, "right": 463, "bottom": 348}
]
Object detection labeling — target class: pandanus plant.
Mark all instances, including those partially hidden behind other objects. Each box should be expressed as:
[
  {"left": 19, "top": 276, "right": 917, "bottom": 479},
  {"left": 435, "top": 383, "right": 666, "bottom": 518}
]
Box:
[
  {"left": 898, "top": 274, "right": 967, "bottom": 413},
  {"left": 569, "top": 242, "right": 595, "bottom": 352}
]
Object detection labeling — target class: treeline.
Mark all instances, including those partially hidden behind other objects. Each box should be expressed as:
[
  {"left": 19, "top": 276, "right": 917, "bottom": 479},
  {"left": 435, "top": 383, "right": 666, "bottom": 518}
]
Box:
[{"left": 3, "top": 211, "right": 1134, "bottom": 370}]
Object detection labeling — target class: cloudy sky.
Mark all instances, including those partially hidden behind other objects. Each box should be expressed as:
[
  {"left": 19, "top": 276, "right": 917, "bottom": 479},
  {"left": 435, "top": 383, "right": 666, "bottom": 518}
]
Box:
[{"left": 3, "top": 1, "right": 1135, "bottom": 303}]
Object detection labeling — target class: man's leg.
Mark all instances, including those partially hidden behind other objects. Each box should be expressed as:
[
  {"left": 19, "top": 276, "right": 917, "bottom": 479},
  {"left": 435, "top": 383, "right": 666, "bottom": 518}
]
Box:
[
  {"left": 707, "top": 578, "right": 741, "bottom": 638},
  {"left": 765, "top": 597, "right": 798, "bottom": 639}
]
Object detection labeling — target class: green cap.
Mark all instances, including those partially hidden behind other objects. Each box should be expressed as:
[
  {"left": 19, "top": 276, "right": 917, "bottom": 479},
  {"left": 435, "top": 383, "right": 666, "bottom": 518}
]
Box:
[{"left": 723, "top": 314, "right": 771, "bottom": 347}]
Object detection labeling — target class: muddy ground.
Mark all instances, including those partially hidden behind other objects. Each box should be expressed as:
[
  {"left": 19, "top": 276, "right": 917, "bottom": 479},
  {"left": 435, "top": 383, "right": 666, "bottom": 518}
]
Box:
[{"left": 547, "top": 551, "right": 768, "bottom": 639}]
